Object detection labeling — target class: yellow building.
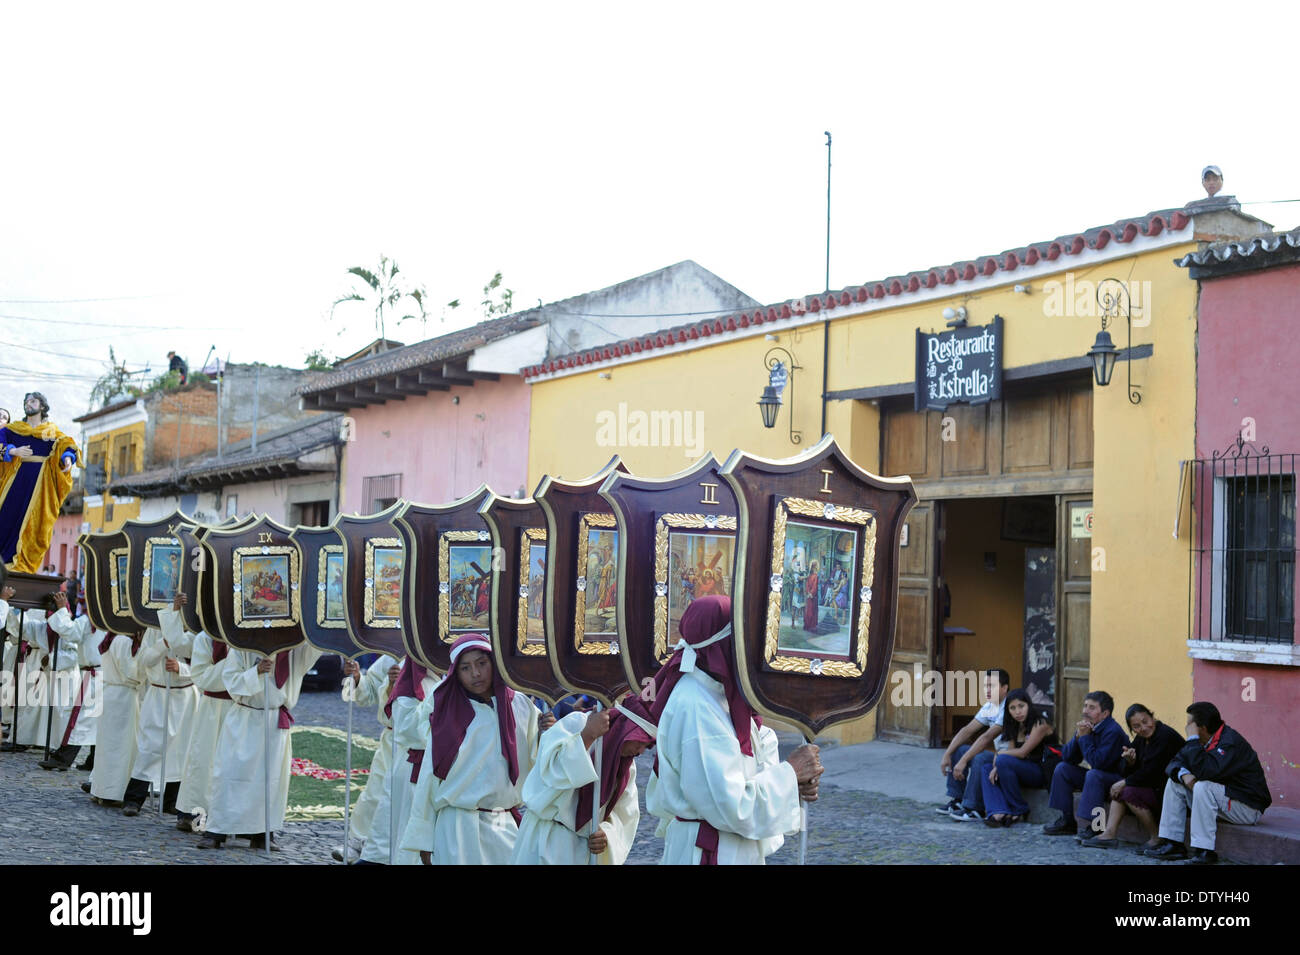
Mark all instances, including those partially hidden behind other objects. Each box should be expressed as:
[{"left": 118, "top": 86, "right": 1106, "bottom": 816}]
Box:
[
  {"left": 524, "top": 198, "right": 1271, "bottom": 744},
  {"left": 75, "top": 398, "right": 147, "bottom": 533}
]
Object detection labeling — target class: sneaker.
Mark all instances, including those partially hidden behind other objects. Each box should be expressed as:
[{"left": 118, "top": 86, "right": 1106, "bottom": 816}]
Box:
[
  {"left": 934, "top": 799, "right": 960, "bottom": 815},
  {"left": 953, "top": 809, "right": 984, "bottom": 821},
  {"left": 1187, "top": 848, "right": 1218, "bottom": 865}
]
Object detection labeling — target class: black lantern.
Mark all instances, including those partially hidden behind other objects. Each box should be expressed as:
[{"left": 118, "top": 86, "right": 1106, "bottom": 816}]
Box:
[
  {"left": 757, "top": 385, "right": 782, "bottom": 428},
  {"left": 1088, "top": 279, "right": 1141, "bottom": 405},
  {"left": 1088, "top": 330, "right": 1118, "bottom": 387}
]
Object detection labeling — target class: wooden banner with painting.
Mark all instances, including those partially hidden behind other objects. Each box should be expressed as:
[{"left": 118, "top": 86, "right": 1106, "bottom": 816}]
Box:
[
  {"left": 199, "top": 515, "right": 305, "bottom": 656},
  {"left": 391, "top": 486, "right": 494, "bottom": 674},
  {"left": 332, "top": 504, "right": 409, "bottom": 662},
  {"left": 121, "top": 511, "right": 188, "bottom": 631},
  {"left": 76, "top": 533, "right": 112, "bottom": 634},
  {"left": 291, "top": 523, "right": 366, "bottom": 659},
  {"left": 478, "top": 491, "right": 567, "bottom": 704},
  {"left": 721, "top": 435, "right": 917, "bottom": 739},
  {"left": 80, "top": 530, "right": 142, "bottom": 635},
  {"left": 599, "top": 452, "right": 739, "bottom": 699},
  {"left": 534, "top": 456, "right": 631, "bottom": 708}
]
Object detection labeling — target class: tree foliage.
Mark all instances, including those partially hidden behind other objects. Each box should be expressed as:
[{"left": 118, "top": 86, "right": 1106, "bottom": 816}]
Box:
[
  {"left": 481, "top": 271, "right": 514, "bottom": 318},
  {"left": 331, "top": 254, "right": 430, "bottom": 342}
]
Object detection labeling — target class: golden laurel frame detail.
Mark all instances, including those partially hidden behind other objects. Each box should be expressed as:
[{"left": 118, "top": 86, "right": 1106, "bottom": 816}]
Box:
[
  {"left": 109, "top": 547, "right": 129, "bottom": 616},
  {"left": 574, "top": 512, "right": 618, "bottom": 655},
  {"left": 140, "top": 535, "right": 183, "bottom": 610},
  {"left": 764, "top": 496, "right": 876, "bottom": 678},
  {"left": 316, "top": 545, "right": 346, "bottom": 629},
  {"left": 653, "top": 512, "right": 738, "bottom": 662},
  {"left": 516, "top": 527, "right": 547, "bottom": 656},
  {"left": 232, "top": 544, "right": 301, "bottom": 629},
  {"left": 363, "top": 537, "right": 402, "bottom": 629},
  {"left": 438, "top": 530, "right": 491, "bottom": 643}
]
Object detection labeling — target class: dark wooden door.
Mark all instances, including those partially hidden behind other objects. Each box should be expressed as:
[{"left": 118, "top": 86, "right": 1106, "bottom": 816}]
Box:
[
  {"left": 876, "top": 501, "right": 940, "bottom": 744},
  {"left": 1056, "top": 494, "right": 1092, "bottom": 734}
]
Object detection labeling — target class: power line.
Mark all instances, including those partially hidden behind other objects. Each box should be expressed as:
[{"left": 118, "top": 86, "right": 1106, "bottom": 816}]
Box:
[{"left": 0, "top": 311, "right": 243, "bottom": 331}]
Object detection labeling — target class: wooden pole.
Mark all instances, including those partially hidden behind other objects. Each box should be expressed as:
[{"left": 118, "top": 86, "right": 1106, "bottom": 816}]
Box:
[
  {"left": 588, "top": 701, "right": 602, "bottom": 865},
  {"left": 343, "top": 687, "right": 354, "bottom": 865},
  {"left": 263, "top": 666, "right": 272, "bottom": 858}
]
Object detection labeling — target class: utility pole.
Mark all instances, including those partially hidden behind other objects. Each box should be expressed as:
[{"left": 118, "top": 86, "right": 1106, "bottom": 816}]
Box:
[{"left": 821, "top": 130, "right": 832, "bottom": 438}]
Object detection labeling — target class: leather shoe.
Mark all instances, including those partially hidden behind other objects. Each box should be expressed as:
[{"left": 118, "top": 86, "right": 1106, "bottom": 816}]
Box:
[
  {"left": 1145, "top": 840, "right": 1188, "bottom": 860},
  {"left": 1042, "top": 816, "right": 1077, "bottom": 836},
  {"left": 122, "top": 803, "right": 141, "bottom": 817},
  {"left": 197, "top": 834, "right": 225, "bottom": 850},
  {"left": 1187, "top": 848, "right": 1218, "bottom": 865},
  {"left": 80, "top": 782, "right": 91, "bottom": 794},
  {"left": 247, "top": 833, "right": 281, "bottom": 852},
  {"left": 1080, "top": 836, "right": 1118, "bottom": 849}
]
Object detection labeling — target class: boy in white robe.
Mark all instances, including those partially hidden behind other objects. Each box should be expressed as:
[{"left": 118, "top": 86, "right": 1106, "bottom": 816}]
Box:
[
  {"left": 41, "top": 590, "right": 98, "bottom": 769},
  {"left": 380, "top": 659, "right": 442, "bottom": 866},
  {"left": 512, "top": 698, "right": 651, "bottom": 866},
  {"left": 170, "top": 593, "right": 234, "bottom": 833},
  {"left": 14, "top": 594, "right": 80, "bottom": 755},
  {"left": 199, "top": 640, "right": 322, "bottom": 849},
  {"left": 645, "top": 595, "right": 822, "bottom": 865},
  {"left": 122, "top": 622, "right": 198, "bottom": 816},
  {"left": 337, "top": 654, "right": 398, "bottom": 862},
  {"left": 89, "top": 631, "right": 144, "bottom": 805},
  {"left": 401, "top": 634, "right": 540, "bottom": 865}
]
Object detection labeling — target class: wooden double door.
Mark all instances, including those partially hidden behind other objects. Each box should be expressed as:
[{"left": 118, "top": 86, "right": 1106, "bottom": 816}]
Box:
[{"left": 873, "top": 378, "right": 1094, "bottom": 745}]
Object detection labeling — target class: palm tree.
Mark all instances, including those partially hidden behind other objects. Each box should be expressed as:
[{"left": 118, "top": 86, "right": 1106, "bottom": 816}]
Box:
[{"left": 331, "top": 255, "right": 428, "bottom": 343}]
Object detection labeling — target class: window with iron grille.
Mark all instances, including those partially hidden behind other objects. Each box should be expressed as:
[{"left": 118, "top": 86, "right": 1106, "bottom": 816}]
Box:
[
  {"left": 363, "top": 473, "right": 402, "bottom": 514},
  {"left": 1189, "top": 443, "right": 1297, "bottom": 646}
]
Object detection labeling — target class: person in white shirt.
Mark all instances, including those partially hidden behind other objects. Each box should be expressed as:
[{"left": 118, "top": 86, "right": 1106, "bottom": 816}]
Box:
[{"left": 936, "top": 668, "right": 1010, "bottom": 821}]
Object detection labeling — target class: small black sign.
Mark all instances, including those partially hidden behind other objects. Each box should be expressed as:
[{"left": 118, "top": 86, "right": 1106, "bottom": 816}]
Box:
[{"left": 914, "top": 315, "right": 1003, "bottom": 412}]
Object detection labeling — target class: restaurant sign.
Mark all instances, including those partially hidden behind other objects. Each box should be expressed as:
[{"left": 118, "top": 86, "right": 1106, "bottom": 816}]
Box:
[{"left": 914, "top": 315, "right": 1003, "bottom": 412}]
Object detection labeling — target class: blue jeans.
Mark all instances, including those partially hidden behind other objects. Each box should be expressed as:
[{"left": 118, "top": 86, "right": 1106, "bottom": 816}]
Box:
[
  {"left": 946, "top": 745, "right": 995, "bottom": 812},
  {"left": 1049, "top": 762, "right": 1123, "bottom": 825},
  {"left": 982, "top": 754, "right": 1045, "bottom": 817}
]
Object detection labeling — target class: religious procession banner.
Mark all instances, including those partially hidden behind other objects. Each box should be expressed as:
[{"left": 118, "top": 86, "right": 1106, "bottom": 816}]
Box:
[
  {"left": 80, "top": 530, "right": 141, "bottom": 635},
  {"left": 600, "top": 452, "right": 739, "bottom": 700},
  {"left": 392, "top": 486, "right": 494, "bottom": 674},
  {"left": 291, "top": 523, "right": 366, "bottom": 660},
  {"left": 534, "top": 456, "right": 630, "bottom": 708},
  {"left": 200, "top": 515, "right": 305, "bottom": 656},
  {"left": 121, "top": 511, "right": 188, "bottom": 632},
  {"left": 722, "top": 435, "right": 917, "bottom": 739},
  {"left": 478, "top": 491, "right": 567, "bottom": 705},
  {"left": 332, "top": 505, "right": 408, "bottom": 662}
]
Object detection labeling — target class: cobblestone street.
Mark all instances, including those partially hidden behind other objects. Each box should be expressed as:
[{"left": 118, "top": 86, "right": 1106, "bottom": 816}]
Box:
[{"left": 2, "top": 686, "right": 1172, "bottom": 866}]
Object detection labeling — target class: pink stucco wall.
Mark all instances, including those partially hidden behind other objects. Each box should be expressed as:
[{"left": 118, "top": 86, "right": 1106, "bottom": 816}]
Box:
[
  {"left": 43, "top": 512, "right": 85, "bottom": 578},
  {"left": 340, "top": 377, "right": 532, "bottom": 513},
  {"left": 1193, "top": 261, "right": 1300, "bottom": 808}
]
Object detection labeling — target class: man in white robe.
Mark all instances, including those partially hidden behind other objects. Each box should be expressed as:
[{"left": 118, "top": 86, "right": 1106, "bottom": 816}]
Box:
[
  {"left": 381, "top": 661, "right": 442, "bottom": 866},
  {"left": 336, "top": 654, "right": 398, "bottom": 863},
  {"left": 170, "top": 594, "right": 233, "bottom": 833},
  {"left": 512, "top": 703, "right": 647, "bottom": 865},
  {"left": 400, "top": 635, "right": 540, "bottom": 865},
  {"left": 645, "top": 595, "right": 821, "bottom": 865},
  {"left": 42, "top": 591, "right": 99, "bottom": 770},
  {"left": 10, "top": 596, "right": 80, "bottom": 755},
  {"left": 122, "top": 621, "right": 198, "bottom": 815},
  {"left": 199, "top": 640, "right": 322, "bottom": 849},
  {"left": 89, "top": 632, "right": 144, "bottom": 805}
]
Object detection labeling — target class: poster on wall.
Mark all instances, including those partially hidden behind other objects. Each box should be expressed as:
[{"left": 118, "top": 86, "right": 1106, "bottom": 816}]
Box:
[{"left": 1023, "top": 546, "right": 1056, "bottom": 712}]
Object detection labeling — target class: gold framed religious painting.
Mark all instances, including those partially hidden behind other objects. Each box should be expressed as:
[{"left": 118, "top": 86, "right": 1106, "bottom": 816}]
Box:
[
  {"left": 317, "top": 546, "right": 346, "bottom": 630},
  {"left": 142, "top": 537, "right": 183, "bottom": 609},
  {"left": 233, "top": 545, "right": 300, "bottom": 628},
  {"left": 516, "top": 527, "right": 547, "bottom": 655},
  {"left": 653, "top": 513, "right": 737, "bottom": 661},
  {"left": 364, "top": 538, "right": 403, "bottom": 629},
  {"left": 439, "top": 530, "right": 493, "bottom": 642},
  {"left": 110, "top": 549, "right": 129, "bottom": 616},
  {"left": 764, "top": 496, "right": 876, "bottom": 678},
  {"left": 574, "top": 513, "right": 618, "bottom": 654}
]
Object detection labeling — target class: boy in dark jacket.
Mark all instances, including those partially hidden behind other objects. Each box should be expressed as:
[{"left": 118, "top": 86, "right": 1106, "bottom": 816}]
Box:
[{"left": 1146, "top": 701, "right": 1271, "bottom": 865}]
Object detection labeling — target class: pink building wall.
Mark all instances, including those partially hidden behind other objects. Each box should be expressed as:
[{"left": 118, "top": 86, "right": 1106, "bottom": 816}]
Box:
[
  {"left": 1194, "top": 261, "right": 1300, "bottom": 808},
  {"left": 340, "top": 377, "right": 532, "bottom": 513},
  {"left": 43, "top": 511, "right": 85, "bottom": 579}
]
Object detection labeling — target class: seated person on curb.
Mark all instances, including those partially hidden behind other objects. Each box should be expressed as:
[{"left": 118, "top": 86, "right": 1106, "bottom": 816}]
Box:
[
  {"left": 936, "top": 668, "right": 1009, "bottom": 821},
  {"left": 981, "top": 689, "right": 1059, "bottom": 827},
  {"left": 1042, "top": 690, "right": 1127, "bottom": 836},
  {"left": 1145, "top": 701, "right": 1272, "bottom": 865},
  {"left": 1080, "top": 703, "right": 1183, "bottom": 851}
]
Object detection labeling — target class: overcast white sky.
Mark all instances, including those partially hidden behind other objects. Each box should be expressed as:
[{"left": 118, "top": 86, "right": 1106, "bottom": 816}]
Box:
[{"left": 3, "top": 1, "right": 1298, "bottom": 421}]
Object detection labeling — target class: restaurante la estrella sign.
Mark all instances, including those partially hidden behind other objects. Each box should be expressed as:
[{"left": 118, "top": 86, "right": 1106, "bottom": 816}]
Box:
[{"left": 914, "top": 315, "right": 1003, "bottom": 412}]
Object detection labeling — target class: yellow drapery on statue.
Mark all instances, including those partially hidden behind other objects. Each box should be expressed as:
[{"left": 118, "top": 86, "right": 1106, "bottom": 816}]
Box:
[{"left": 0, "top": 419, "right": 80, "bottom": 573}]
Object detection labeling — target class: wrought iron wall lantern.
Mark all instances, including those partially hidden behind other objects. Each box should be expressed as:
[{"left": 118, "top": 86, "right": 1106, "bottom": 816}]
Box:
[
  {"left": 757, "top": 346, "right": 803, "bottom": 444},
  {"left": 1088, "top": 278, "right": 1141, "bottom": 404}
]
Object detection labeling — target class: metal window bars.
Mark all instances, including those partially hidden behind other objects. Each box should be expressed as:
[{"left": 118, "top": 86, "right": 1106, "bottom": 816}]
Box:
[{"left": 1188, "top": 436, "right": 1297, "bottom": 646}]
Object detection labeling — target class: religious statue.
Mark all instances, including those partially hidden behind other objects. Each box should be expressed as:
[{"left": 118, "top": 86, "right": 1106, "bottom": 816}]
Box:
[{"left": 0, "top": 391, "right": 80, "bottom": 572}]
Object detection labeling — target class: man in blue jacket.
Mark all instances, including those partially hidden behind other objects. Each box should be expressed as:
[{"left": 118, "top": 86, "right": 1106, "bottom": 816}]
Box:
[
  {"left": 1146, "top": 701, "right": 1271, "bottom": 864},
  {"left": 1042, "top": 690, "right": 1127, "bottom": 836}
]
